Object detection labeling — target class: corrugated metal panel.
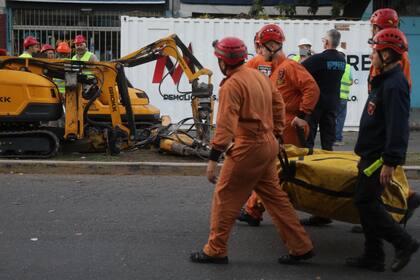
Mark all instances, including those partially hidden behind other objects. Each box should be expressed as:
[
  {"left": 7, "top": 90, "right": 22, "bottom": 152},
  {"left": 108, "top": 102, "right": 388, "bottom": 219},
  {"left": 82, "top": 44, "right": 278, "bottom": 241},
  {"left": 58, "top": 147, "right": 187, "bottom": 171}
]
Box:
[
  {"left": 121, "top": 17, "right": 372, "bottom": 128},
  {"left": 10, "top": 0, "right": 165, "bottom": 3}
]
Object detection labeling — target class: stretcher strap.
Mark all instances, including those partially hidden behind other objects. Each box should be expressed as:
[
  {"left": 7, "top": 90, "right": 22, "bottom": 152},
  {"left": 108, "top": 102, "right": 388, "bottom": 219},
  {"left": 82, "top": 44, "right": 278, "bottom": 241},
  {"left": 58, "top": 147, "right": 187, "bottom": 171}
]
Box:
[{"left": 278, "top": 148, "right": 292, "bottom": 180}]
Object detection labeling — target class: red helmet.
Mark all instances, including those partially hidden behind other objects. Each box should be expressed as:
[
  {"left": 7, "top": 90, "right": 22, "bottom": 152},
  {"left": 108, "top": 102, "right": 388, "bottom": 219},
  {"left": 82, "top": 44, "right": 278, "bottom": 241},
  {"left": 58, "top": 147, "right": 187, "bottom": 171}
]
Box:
[
  {"left": 0, "top": 48, "right": 7, "bottom": 56},
  {"left": 258, "top": 24, "right": 285, "bottom": 44},
  {"left": 23, "top": 36, "right": 39, "bottom": 49},
  {"left": 56, "top": 42, "right": 71, "bottom": 54},
  {"left": 74, "top": 35, "right": 86, "bottom": 44},
  {"left": 370, "top": 28, "right": 408, "bottom": 54},
  {"left": 41, "top": 44, "right": 55, "bottom": 53},
  {"left": 370, "top": 8, "right": 399, "bottom": 29},
  {"left": 213, "top": 37, "right": 248, "bottom": 65}
]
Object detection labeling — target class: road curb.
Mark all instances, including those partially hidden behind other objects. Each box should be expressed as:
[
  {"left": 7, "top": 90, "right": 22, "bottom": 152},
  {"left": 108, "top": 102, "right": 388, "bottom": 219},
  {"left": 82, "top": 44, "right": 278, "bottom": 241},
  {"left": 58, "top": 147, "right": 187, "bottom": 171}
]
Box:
[
  {"left": 1, "top": 160, "right": 420, "bottom": 179},
  {"left": 0, "top": 160, "right": 208, "bottom": 176}
]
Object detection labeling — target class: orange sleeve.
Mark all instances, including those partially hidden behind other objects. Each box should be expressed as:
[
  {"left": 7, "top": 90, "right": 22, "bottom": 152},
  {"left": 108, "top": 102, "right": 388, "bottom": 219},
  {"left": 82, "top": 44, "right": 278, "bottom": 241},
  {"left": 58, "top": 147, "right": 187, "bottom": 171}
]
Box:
[
  {"left": 293, "top": 62, "right": 320, "bottom": 115},
  {"left": 402, "top": 52, "right": 412, "bottom": 90},
  {"left": 245, "top": 56, "right": 258, "bottom": 69},
  {"left": 271, "top": 81, "right": 286, "bottom": 137},
  {"left": 210, "top": 80, "right": 241, "bottom": 151}
]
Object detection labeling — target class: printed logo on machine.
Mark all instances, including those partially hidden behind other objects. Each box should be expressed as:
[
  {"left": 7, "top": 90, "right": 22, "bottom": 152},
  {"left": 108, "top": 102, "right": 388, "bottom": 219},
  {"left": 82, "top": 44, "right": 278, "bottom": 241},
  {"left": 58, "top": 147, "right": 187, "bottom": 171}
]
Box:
[
  {"left": 0, "top": 96, "right": 11, "bottom": 103},
  {"left": 152, "top": 43, "right": 193, "bottom": 85}
]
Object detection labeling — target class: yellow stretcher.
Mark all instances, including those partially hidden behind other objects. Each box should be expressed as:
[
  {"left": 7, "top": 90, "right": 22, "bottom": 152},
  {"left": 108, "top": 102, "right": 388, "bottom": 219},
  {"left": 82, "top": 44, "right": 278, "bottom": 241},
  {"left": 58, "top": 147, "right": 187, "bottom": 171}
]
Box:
[{"left": 279, "top": 145, "right": 409, "bottom": 224}]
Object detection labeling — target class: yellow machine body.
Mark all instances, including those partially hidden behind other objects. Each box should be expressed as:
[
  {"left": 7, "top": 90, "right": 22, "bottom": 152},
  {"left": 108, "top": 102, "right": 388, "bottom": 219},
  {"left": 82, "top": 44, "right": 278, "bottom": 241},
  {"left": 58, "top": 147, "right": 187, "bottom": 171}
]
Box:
[
  {"left": 88, "top": 87, "right": 160, "bottom": 126},
  {"left": 0, "top": 69, "right": 62, "bottom": 121}
]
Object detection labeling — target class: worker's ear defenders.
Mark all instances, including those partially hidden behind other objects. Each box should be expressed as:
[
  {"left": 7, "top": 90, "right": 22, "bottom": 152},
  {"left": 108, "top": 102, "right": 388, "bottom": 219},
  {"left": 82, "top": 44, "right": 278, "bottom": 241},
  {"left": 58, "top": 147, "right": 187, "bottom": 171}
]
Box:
[{"left": 212, "top": 40, "right": 218, "bottom": 48}]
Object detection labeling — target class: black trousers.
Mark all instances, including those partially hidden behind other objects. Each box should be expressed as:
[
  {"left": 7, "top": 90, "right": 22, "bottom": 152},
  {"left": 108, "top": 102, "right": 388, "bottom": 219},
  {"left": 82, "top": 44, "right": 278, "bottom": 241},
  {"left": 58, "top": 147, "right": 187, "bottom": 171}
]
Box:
[
  {"left": 354, "top": 160, "right": 412, "bottom": 260},
  {"left": 307, "top": 105, "right": 336, "bottom": 151}
]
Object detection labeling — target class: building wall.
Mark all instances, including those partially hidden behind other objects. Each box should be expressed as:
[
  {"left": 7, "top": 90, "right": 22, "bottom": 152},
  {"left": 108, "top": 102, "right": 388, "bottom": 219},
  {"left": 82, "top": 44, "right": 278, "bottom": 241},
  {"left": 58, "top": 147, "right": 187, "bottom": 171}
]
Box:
[
  {"left": 0, "top": 0, "right": 6, "bottom": 49},
  {"left": 175, "top": 0, "right": 334, "bottom": 18},
  {"left": 400, "top": 17, "right": 420, "bottom": 108}
]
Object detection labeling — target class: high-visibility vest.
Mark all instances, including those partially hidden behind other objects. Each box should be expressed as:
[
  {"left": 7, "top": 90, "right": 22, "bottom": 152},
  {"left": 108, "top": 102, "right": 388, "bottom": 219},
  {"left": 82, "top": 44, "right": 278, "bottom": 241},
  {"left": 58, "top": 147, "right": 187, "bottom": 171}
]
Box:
[
  {"left": 291, "top": 55, "right": 300, "bottom": 62},
  {"left": 72, "top": 51, "right": 95, "bottom": 79},
  {"left": 19, "top": 52, "right": 32, "bottom": 58},
  {"left": 340, "top": 64, "right": 352, "bottom": 100},
  {"left": 72, "top": 51, "right": 93, "bottom": 62},
  {"left": 54, "top": 78, "right": 66, "bottom": 95}
]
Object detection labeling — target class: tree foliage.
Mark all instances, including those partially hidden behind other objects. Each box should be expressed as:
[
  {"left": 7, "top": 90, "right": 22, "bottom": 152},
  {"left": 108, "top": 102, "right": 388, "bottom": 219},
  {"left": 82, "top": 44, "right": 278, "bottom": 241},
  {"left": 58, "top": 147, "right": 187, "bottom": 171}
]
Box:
[
  {"left": 331, "top": 0, "right": 350, "bottom": 17},
  {"left": 276, "top": 3, "right": 297, "bottom": 17},
  {"left": 249, "top": 0, "right": 265, "bottom": 18}
]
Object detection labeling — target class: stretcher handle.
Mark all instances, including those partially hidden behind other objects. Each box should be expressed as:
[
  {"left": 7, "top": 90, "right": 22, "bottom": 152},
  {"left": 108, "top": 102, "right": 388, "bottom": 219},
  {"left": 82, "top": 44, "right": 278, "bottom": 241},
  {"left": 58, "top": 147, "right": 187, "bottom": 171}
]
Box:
[
  {"left": 296, "top": 126, "right": 309, "bottom": 148},
  {"left": 278, "top": 145, "right": 292, "bottom": 180}
]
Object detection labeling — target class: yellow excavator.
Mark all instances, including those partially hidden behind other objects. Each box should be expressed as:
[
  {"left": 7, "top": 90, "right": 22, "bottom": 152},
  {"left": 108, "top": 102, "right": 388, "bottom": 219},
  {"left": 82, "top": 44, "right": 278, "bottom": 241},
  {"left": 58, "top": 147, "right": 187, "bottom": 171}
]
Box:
[{"left": 0, "top": 34, "right": 214, "bottom": 158}]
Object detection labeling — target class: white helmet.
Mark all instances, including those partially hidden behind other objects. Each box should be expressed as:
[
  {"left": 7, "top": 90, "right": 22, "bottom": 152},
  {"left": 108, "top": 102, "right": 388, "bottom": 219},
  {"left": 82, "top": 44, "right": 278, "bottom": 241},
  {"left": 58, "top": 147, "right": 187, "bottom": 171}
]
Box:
[
  {"left": 336, "top": 46, "right": 346, "bottom": 55},
  {"left": 298, "top": 38, "right": 312, "bottom": 47}
]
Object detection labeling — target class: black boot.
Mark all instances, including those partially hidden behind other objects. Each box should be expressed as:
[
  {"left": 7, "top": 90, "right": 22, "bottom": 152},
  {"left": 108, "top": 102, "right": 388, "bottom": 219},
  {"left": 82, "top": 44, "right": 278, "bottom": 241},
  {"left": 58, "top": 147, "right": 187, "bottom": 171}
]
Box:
[
  {"left": 190, "top": 251, "right": 229, "bottom": 264},
  {"left": 300, "top": 216, "right": 333, "bottom": 227},
  {"left": 345, "top": 256, "right": 385, "bottom": 272},
  {"left": 391, "top": 239, "right": 419, "bottom": 272},
  {"left": 278, "top": 250, "right": 315, "bottom": 265},
  {"left": 237, "top": 208, "right": 261, "bottom": 227}
]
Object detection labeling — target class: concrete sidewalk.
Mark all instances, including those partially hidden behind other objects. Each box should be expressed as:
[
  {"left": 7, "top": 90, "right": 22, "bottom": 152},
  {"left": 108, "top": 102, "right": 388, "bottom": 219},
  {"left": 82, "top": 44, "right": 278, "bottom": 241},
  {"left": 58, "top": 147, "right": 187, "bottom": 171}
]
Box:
[{"left": 0, "top": 131, "right": 419, "bottom": 178}]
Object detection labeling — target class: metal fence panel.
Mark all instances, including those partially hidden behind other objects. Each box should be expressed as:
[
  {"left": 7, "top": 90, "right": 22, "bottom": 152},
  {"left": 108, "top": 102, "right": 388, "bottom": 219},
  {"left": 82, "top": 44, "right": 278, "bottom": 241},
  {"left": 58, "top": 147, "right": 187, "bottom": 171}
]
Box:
[{"left": 11, "top": 7, "right": 164, "bottom": 60}]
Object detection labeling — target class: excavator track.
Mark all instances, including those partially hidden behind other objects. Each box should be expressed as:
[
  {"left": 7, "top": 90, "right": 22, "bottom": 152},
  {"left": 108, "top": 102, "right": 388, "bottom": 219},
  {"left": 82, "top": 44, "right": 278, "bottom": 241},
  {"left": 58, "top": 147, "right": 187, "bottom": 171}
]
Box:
[{"left": 0, "top": 129, "right": 60, "bottom": 158}]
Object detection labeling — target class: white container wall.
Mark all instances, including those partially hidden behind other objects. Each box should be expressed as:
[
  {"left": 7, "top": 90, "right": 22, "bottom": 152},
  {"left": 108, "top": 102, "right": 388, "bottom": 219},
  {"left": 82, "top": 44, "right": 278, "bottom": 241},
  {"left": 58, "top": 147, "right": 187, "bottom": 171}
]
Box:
[{"left": 121, "top": 17, "right": 372, "bottom": 129}]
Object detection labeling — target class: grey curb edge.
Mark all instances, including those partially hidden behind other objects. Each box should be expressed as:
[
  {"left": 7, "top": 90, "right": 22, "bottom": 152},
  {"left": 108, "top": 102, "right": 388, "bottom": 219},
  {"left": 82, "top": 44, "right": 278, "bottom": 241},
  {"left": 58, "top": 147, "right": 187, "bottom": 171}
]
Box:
[{"left": 0, "top": 160, "right": 420, "bottom": 179}]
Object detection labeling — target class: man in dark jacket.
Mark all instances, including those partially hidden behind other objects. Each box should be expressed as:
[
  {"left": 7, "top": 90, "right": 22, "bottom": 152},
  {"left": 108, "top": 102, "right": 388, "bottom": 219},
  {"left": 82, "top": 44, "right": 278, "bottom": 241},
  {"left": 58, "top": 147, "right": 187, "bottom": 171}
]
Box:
[
  {"left": 299, "top": 29, "right": 346, "bottom": 227},
  {"left": 302, "top": 29, "right": 345, "bottom": 151},
  {"left": 346, "top": 28, "right": 418, "bottom": 273}
]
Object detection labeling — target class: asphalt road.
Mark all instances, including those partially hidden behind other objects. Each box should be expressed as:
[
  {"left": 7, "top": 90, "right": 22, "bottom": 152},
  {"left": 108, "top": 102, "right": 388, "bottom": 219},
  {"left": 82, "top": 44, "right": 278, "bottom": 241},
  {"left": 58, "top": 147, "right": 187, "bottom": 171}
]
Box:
[{"left": 0, "top": 175, "right": 419, "bottom": 280}]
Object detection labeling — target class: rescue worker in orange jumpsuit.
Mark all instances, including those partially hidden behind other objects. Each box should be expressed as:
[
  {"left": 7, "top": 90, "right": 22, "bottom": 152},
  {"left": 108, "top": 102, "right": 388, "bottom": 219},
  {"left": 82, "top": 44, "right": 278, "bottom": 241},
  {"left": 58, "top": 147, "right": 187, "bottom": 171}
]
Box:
[
  {"left": 246, "top": 32, "right": 273, "bottom": 77},
  {"left": 350, "top": 8, "right": 420, "bottom": 233},
  {"left": 238, "top": 24, "right": 320, "bottom": 226},
  {"left": 190, "top": 37, "right": 314, "bottom": 265}
]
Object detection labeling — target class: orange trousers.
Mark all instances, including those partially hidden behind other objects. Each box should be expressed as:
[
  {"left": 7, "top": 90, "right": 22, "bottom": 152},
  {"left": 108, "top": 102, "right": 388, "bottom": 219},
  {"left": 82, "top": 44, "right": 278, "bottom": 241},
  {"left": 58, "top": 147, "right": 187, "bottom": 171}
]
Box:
[
  {"left": 203, "top": 134, "right": 313, "bottom": 257},
  {"left": 245, "top": 117, "right": 309, "bottom": 221}
]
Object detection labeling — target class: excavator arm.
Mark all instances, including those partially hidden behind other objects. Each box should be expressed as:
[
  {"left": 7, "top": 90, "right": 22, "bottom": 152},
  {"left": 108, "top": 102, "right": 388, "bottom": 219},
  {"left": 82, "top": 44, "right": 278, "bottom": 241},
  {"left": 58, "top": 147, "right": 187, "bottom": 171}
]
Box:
[{"left": 115, "top": 34, "right": 214, "bottom": 156}]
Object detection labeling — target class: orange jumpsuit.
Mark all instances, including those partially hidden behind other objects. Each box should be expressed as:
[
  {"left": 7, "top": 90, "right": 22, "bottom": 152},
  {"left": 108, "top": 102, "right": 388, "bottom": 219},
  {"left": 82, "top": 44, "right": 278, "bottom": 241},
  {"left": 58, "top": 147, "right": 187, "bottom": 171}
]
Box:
[
  {"left": 203, "top": 65, "right": 313, "bottom": 258},
  {"left": 246, "top": 54, "right": 272, "bottom": 77},
  {"left": 245, "top": 54, "right": 320, "bottom": 220}
]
